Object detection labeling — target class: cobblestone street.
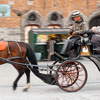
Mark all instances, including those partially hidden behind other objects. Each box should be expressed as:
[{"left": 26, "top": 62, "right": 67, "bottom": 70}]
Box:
[{"left": 0, "top": 59, "right": 100, "bottom": 100}]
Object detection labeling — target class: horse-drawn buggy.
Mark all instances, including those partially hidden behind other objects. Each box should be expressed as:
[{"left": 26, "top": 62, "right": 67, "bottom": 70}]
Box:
[{"left": 0, "top": 28, "right": 100, "bottom": 92}]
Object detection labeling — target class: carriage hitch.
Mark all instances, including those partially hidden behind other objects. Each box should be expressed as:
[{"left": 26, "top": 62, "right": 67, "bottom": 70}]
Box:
[{"left": 30, "top": 67, "right": 56, "bottom": 85}]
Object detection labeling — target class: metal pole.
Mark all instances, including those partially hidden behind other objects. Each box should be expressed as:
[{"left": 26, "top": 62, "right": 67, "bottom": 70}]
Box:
[
  {"left": 20, "top": 15, "right": 23, "bottom": 42},
  {"left": 17, "top": 12, "right": 24, "bottom": 42},
  {"left": 12, "top": 9, "right": 29, "bottom": 42}
]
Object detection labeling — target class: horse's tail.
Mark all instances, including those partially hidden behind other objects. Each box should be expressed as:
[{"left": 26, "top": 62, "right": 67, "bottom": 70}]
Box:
[
  {"left": 24, "top": 43, "right": 54, "bottom": 84},
  {"left": 24, "top": 43, "right": 39, "bottom": 72},
  {"left": 24, "top": 43, "right": 37, "bottom": 65}
]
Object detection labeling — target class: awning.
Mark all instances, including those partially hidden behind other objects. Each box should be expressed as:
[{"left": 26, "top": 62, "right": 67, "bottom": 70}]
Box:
[{"left": 31, "top": 28, "right": 71, "bottom": 34}]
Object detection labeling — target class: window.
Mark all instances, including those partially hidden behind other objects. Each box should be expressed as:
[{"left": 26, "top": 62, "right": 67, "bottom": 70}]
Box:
[
  {"left": 27, "top": 0, "right": 34, "bottom": 6},
  {"left": 9, "top": 0, "right": 14, "bottom": 5},
  {"left": 50, "top": 14, "right": 58, "bottom": 21},
  {"left": 28, "top": 14, "right": 36, "bottom": 21},
  {"left": 0, "top": 4, "right": 10, "bottom": 17}
]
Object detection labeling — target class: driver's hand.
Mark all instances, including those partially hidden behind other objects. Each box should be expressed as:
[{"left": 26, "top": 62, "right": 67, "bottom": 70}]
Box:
[
  {"left": 72, "top": 32, "right": 76, "bottom": 36},
  {"left": 69, "top": 31, "right": 73, "bottom": 35}
]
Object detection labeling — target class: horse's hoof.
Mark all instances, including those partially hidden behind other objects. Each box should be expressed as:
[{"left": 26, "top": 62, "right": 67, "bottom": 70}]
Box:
[
  {"left": 23, "top": 83, "right": 30, "bottom": 92},
  {"left": 23, "top": 88, "right": 28, "bottom": 92},
  {"left": 13, "top": 84, "right": 17, "bottom": 91},
  {"left": 13, "top": 87, "right": 16, "bottom": 91}
]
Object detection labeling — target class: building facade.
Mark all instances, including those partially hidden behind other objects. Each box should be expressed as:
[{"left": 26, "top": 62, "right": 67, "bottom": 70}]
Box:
[{"left": 0, "top": 0, "right": 100, "bottom": 42}]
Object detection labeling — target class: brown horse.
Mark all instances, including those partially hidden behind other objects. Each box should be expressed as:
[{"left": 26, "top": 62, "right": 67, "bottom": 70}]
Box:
[
  {"left": 0, "top": 41, "right": 37, "bottom": 91},
  {"left": 0, "top": 41, "right": 55, "bottom": 91}
]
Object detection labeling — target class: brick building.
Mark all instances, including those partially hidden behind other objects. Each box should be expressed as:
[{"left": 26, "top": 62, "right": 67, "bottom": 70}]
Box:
[{"left": 0, "top": 0, "right": 100, "bottom": 42}]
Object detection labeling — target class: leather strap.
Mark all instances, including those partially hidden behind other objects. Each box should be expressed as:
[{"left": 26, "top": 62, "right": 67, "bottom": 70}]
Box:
[{"left": 7, "top": 41, "right": 12, "bottom": 58}]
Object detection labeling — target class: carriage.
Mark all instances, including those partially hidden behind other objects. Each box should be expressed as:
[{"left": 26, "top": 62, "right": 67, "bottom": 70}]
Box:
[{"left": 0, "top": 28, "right": 100, "bottom": 92}]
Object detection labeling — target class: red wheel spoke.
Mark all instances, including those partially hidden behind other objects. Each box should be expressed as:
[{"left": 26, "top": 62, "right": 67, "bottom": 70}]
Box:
[
  {"left": 58, "top": 74, "right": 63, "bottom": 79},
  {"left": 72, "top": 68, "right": 84, "bottom": 74},
  {"left": 74, "top": 74, "right": 85, "bottom": 77},
  {"left": 73, "top": 78, "right": 79, "bottom": 88},
  {"left": 71, "top": 79, "right": 73, "bottom": 90},
  {"left": 64, "top": 65, "right": 69, "bottom": 71},
  {"left": 61, "top": 77, "right": 69, "bottom": 86},
  {"left": 70, "top": 62, "right": 78, "bottom": 72},
  {"left": 61, "top": 76, "right": 65, "bottom": 85},
  {"left": 66, "top": 78, "right": 71, "bottom": 87},
  {"left": 58, "top": 71, "right": 69, "bottom": 75},
  {"left": 76, "top": 78, "right": 84, "bottom": 82},
  {"left": 70, "top": 63, "right": 73, "bottom": 73},
  {"left": 62, "top": 65, "right": 69, "bottom": 73},
  {"left": 72, "top": 63, "right": 82, "bottom": 73}
]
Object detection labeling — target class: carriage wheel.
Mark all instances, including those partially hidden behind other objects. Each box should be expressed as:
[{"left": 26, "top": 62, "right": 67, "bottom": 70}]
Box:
[
  {"left": 56, "top": 61, "right": 87, "bottom": 92},
  {"left": 50, "top": 59, "right": 62, "bottom": 74}
]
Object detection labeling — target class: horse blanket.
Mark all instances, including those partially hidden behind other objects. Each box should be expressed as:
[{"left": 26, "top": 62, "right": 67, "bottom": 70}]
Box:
[{"left": 0, "top": 41, "right": 7, "bottom": 50}]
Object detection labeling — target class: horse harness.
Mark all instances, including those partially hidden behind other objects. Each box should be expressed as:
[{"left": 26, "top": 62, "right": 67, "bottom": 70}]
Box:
[
  {"left": 0, "top": 41, "right": 30, "bottom": 68},
  {"left": 7, "top": 41, "right": 24, "bottom": 61}
]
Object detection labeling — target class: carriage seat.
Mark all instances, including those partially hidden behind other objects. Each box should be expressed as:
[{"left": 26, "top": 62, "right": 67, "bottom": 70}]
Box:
[{"left": 0, "top": 41, "right": 7, "bottom": 50}]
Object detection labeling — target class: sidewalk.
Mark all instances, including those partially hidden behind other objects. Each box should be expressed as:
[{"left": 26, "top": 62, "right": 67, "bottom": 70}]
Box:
[{"left": 0, "top": 59, "right": 100, "bottom": 100}]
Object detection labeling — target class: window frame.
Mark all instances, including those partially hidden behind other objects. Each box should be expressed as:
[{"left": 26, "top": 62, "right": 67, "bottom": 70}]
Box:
[
  {"left": 27, "top": 0, "right": 34, "bottom": 6},
  {"left": 50, "top": 14, "right": 58, "bottom": 21}
]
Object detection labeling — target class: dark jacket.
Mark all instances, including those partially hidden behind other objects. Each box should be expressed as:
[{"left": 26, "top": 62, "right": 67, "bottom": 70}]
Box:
[{"left": 71, "top": 21, "right": 88, "bottom": 35}]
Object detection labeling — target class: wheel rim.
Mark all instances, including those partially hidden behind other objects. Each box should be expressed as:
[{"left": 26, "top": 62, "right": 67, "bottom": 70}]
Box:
[{"left": 56, "top": 61, "right": 87, "bottom": 92}]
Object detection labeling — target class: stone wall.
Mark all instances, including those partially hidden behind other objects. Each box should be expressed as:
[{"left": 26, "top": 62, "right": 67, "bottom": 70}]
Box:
[{"left": 0, "top": 27, "right": 21, "bottom": 41}]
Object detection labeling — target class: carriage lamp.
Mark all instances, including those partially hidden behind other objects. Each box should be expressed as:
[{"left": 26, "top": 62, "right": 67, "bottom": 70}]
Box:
[{"left": 17, "top": 12, "right": 22, "bottom": 16}]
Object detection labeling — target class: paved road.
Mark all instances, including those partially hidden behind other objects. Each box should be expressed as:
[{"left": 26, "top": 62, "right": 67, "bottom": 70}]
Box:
[{"left": 0, "top": 59, "right": 100, "bottom": 100}]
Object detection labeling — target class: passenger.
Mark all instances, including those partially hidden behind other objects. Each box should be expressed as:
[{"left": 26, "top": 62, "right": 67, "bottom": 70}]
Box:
[
  {"left": 90, "top": 26, "right": 100, "bottom": 54},
  {"left": 61, "top": 11, "right": 88, "bottom": 57}
]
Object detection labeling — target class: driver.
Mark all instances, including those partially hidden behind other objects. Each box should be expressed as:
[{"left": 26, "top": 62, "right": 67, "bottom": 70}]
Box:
[
  {"left": 70, "top": 11, "right": 88, "bottom": 35},
  {"left": 61, "top": 11, "right": 88, "bottom": 57}
]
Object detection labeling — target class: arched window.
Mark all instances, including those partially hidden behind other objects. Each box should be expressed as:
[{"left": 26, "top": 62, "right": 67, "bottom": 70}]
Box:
[
  {"left": 50, "top": 14, "right": 58, "bottom": 21},
  {"left": 28, "top": 13, "right": 36, "bottom": 21}
]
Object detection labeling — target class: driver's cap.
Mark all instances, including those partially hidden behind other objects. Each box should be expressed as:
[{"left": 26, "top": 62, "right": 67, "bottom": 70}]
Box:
[{"left": 72, "top": 11, "right": 81, "bottom": 17}]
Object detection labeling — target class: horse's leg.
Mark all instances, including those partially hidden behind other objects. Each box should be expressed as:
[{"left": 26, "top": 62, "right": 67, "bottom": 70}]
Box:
[
  {"left": 23, "top": 69, "right": 30, "bottom": 91},
  {"left": 13, "top": 66, "right": 24, "bottom": 90}
]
